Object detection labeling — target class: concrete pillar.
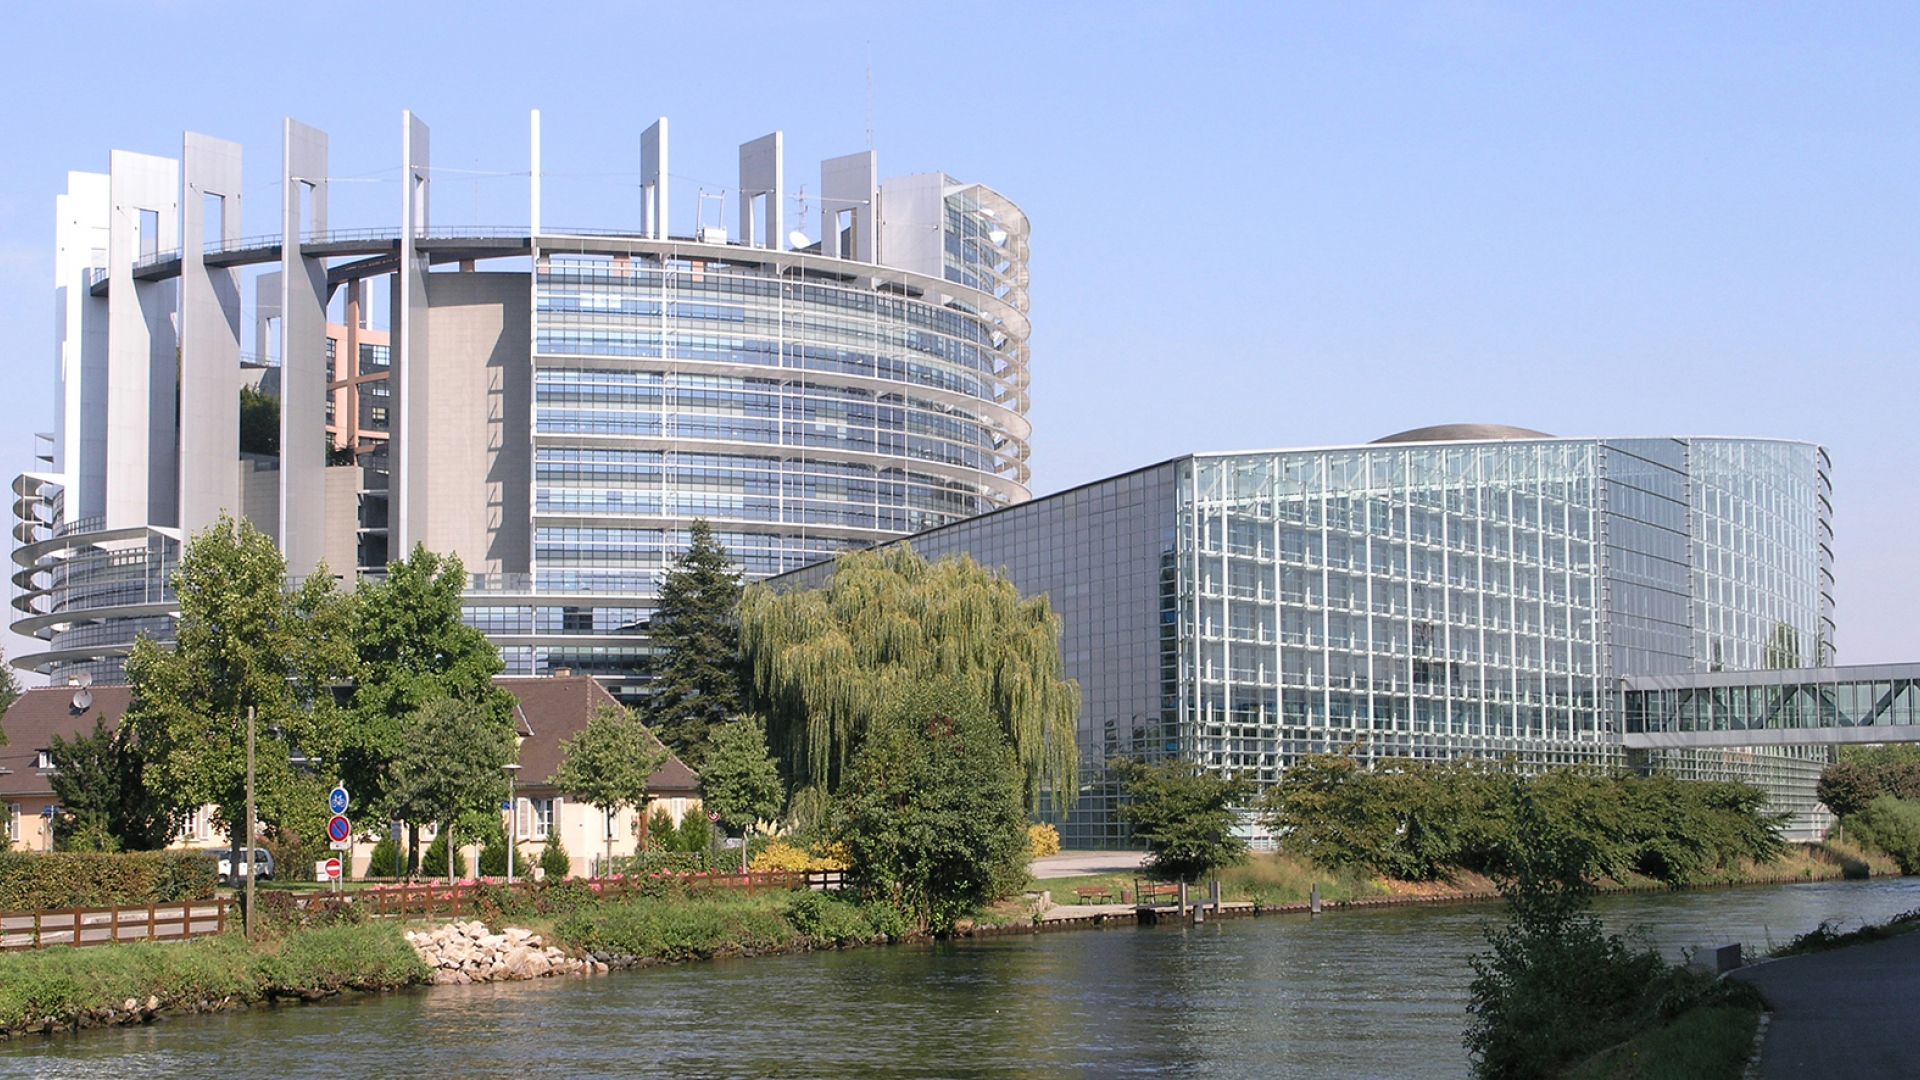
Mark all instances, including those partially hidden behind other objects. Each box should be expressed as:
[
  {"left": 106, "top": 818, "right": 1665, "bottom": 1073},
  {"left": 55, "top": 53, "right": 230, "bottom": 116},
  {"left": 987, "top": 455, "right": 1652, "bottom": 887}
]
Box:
[
  {"left": 178, "top": 132, "right": 244, "bottom": 536},
  {"left": 641, "top": 118, "right": 668, "bottom": 239},
  {"left": 393, "top": 111, "right": 431, "bottom": 558},
  {"left": 820, "top": 151, "right": 877, "bottom": 263},
  {"left": 104, "top": 151, "right": 180, "bottom": 529},
  {"left": 738, "top": 132, "right": 783, "bottom": 250},
  {"left": 54, "top": 172, "right": 111, "bottom": 521},
  {"left": 280, "top": 119, "right": 330, "bottom": 576}
]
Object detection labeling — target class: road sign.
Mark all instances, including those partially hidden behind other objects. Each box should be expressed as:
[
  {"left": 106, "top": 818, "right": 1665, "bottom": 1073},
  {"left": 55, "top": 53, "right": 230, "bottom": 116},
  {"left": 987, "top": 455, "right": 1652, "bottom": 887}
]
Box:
[
  {"left": 329, "top": 786, "right": 350, "bottom": 815},
  {"left": 323, "top": 857, "right": 342, "bottom": 881},
  {"left": 327, "top": 814, "right": 351, "bottom": 845}
]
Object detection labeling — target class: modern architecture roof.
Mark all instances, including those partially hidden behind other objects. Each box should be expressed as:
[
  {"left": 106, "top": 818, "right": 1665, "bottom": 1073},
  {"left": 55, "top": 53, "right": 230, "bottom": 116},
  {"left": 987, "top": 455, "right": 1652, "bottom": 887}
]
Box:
[{"left": 1371, "top": 423, "right": 1555, "bottom": 444}]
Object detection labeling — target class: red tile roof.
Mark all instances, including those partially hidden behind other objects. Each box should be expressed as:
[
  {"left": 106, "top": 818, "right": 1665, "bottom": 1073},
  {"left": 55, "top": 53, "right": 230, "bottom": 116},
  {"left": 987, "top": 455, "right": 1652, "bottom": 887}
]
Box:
[{"left": 0, "top": 685, "right": 132, "bottom": 799}]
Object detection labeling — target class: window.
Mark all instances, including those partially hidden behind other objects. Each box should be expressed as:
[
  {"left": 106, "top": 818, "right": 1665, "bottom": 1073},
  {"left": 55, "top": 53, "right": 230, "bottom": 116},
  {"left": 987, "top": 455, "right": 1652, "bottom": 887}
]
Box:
[
  {"left": 5, "top": 803, "right": 18, "bottom": 844},
  {"left": 34, "top": 750, "right": 54, "bottom": 771},
  {"left": 519, "top": 797, "right": 555, "bottom": 840}
]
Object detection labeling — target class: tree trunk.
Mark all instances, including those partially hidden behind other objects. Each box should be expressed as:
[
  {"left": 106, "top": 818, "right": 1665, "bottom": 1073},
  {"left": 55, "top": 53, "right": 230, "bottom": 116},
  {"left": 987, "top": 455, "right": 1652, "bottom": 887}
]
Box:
[
  {"left": 407, "top": 822, "right": 420, "bottom": 881},
  {"left": 445, "top": 821, "right": 455, "bottom": 886}
]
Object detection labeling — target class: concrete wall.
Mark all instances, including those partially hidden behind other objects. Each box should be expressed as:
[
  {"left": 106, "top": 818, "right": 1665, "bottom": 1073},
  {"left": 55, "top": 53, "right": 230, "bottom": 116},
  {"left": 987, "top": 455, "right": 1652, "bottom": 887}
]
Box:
[
  {"left": 238, "top": 457, "right": 281, "bottom": 544},
  {"left": 322, "top": 465, "right": 361, "bottom": 577},
  {"left": 420, "top": 271, "right": 531, "bottom": 575}
]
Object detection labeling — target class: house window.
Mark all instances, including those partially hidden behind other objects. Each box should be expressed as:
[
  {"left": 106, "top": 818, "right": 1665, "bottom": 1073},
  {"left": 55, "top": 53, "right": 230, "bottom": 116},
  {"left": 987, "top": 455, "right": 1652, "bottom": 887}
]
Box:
[
  {"left": 34, "top": 750, "right": 54, "bottom": 770},
  {"left": 5, "top": 803, "right": 19, "bottom": 843},
  {"left": 520, "top": 797, "right": 555, "bottom": 840}
]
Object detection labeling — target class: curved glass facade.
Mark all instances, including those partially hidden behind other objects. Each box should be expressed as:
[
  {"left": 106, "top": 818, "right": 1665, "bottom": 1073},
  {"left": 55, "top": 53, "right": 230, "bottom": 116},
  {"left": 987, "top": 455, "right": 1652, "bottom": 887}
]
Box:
[{"left": 486, "top": 235, "right": 1033, "bottom": 695}]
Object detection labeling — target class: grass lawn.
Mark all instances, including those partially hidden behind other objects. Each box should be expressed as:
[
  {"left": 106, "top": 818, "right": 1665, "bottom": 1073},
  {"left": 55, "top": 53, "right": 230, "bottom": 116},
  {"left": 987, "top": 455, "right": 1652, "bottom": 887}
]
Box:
[
  {"left": 1564, "top": 1004, "right": 1761, "bottom": 1080},
  {"left": 1027, "top": 853, "right": 1386, "bottom": 907}
]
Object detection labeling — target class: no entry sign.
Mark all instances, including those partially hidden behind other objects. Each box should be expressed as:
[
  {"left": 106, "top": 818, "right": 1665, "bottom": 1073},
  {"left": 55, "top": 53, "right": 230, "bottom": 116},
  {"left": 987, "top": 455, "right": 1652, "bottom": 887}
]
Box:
[{"left": 323, "top": 857, "right": 342, "bottom": 881}]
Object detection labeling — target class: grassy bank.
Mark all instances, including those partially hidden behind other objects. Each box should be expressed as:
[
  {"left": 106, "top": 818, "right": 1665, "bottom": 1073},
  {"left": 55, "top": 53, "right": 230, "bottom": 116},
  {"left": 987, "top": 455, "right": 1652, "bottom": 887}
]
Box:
[
  {"left": 1565, "top": 1001, "right": 1762, "bottom": 1080},
  {"left": 0, "top": 923, "right": 429, "bottom": 1036},
  {"left": 1037, "top": 839, "right": 1895, "bottom": 913},
  {"left": 548, "top": 891, "right": 906, "bottom": 963}
]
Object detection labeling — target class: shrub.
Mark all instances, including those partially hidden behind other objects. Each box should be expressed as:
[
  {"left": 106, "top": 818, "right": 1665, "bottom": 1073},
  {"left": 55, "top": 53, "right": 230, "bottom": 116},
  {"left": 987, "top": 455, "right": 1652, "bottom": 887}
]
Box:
[
  {"left": 539, "top": 837, "right": 573, "bottom": 880},
  {"left": 366, "top": 836, "right": 400, "bottom": 879},
  {"left": 420, "top": 836, "right": 468, "bottom": 881},
  {"left": 1027, "top": 823, "right": 1061, "bottom": 859},
  {"left": 644, "top": 807, "right": 678, "bottom": 851},
  {"left": 478, "top": 829, "right": 523, "bottom": 878},
  {"left": 831, "top": 680, "right": 1028, "bottom": 935},
  {"left": 0, "top": 850, "right": 218, "bottom": 911},
  {"left": 553, "top": 894, "right": 797, "bottom": 961},
  {"left": 782, "top": 892, "right": 886, "bottom": 946},
  {"left": 1842, "top": 796, "right": 1920, "bottom": 873},
  {"left": 750, "top": 839, "right": 846, "bottom": 873},
  {"left": 1115, "top": 758, "right": 1252, "bottom": 883}
]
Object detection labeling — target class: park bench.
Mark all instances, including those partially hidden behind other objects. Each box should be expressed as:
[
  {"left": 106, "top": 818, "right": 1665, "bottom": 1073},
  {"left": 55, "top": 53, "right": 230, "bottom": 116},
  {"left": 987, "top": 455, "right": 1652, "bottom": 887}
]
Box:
[
  {"left": 1073, "top": 886, "right": 1117, "bottom": 905},
  {"left": 1137, "top": 883, "right": 1182, "bottom": 907}
]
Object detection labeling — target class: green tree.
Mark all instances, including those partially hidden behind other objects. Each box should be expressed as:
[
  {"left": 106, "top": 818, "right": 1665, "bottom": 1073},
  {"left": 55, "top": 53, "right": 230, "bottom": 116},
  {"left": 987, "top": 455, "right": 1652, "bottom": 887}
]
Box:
[
  {"left": 0, "top": 648, "right": 19, "bottom": 736},
  {"left": 1843, "top": 795, "right": 1920, "bottom": 873},
  {"left": 1114, "top": 758, "right": 1253, "bottom": 883},
  {"left": 701, "top": 717, "right": 785, "bottom": 864},
  {"left": 1818, "top": 748, "right": 1920, "bottom": 819},
  {"left": 124, "top": 515, "right": 355, "bottom": 873},
  {"left": 1464, "top": 783, "right": 1668, "bottom": 1079},
  {"left": 238, "top": 384, "right": 279, "bottom": 456},
  {"left": 386, "top": 697, "right": 517, "bottom": 884},
  {"left": 645, "top": 520, "right": 745, "bottom": 763},
  {"left": 340, "top": 544, "right": 513, "bottom": 872},
  {"left": 540, "top": 836, "right": 573, "bottom": 880},
  {"left": 830, "top": 680, "right": 1028, "bottom": 934},
  {"left": 47, "top": 717, "right": 176, "bottom": 851},
  {"left": 552, "top": 704, "right": 667, "bottom": 874},
  {"left": 741, "top": 544, "right": 1080, "bottom": 812}
]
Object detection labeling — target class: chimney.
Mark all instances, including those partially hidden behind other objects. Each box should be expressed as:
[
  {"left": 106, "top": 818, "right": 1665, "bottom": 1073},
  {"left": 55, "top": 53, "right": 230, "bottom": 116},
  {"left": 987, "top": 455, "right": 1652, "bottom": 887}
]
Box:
[{"left": 551, "top": 667, "right": 572, "bottom": 678}]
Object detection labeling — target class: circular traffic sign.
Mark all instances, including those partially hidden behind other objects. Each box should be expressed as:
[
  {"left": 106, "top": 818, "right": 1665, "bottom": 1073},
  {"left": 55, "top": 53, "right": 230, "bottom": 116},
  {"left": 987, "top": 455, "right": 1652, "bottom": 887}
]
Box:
[
  {"left": 329, "top": 786, "right": 350, "bottom": 815},
  {"left": 327, "top": 814, "right": 352, "bottom": 844},
  {"left": 323, "top": 857, "right": 342, "bottom": 881}
]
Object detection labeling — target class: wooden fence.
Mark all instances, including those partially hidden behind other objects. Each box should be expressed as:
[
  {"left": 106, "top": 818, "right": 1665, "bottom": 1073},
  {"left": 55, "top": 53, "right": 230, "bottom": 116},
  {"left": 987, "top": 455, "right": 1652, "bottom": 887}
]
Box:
[
  {"left": 0, "top": 899, "right": 229, "bottom": 951},
  {"left": 359, "top": 869, "right": 846, "bottom": 919}
]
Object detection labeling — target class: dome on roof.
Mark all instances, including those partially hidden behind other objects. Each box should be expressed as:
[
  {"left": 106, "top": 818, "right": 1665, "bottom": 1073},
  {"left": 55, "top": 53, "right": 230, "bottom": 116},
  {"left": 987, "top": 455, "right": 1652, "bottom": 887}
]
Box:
[{"left": 1372, "top": 424, "right": 1554, "bottom": 445}]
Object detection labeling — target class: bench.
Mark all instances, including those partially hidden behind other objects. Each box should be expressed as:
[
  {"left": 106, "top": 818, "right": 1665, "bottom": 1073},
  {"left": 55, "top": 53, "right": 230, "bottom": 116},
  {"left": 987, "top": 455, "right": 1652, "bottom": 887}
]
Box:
[
  {"left": 1073, "top": 886, "right": 1117, "bottom": 905},
  {"left": 1137, "top": 883, "right": 1182, "bottom": 906}
]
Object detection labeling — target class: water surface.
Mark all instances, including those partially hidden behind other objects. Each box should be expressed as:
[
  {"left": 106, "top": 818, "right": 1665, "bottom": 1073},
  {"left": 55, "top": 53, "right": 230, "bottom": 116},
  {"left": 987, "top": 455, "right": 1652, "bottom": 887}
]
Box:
[{"left": 6, "top": 877, "right": 1916, "bottom": 1078}]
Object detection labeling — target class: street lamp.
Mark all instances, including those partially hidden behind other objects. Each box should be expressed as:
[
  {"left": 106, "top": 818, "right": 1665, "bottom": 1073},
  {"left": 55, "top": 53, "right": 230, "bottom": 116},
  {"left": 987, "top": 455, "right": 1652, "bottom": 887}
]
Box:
[{"left": 503, "top": 763, "right": 522, "bottom": 885}]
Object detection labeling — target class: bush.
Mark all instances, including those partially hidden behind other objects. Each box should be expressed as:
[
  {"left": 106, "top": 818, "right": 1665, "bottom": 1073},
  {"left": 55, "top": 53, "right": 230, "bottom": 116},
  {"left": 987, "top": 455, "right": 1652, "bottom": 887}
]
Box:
[
  {"left": 1115, "top": 759, "right": 1252, "bottom": 882},
  {"left": 420, "top": 836, "right": 468, "bottom": 881},
  {"left": 553, "top": 894, "right": 797, "bottom": 961},
  {"left": 783, "top": 892, "right": 886, "bottom": 946},
  {"left": 0, "top": 850, "right": 218, "bottom": 910},
  {"left": 644, "top": 807, "right": 678, "bottom": 851},
  {"left": 245, "top": 890, "right": 367, "bottom": 933},
  {"left": 1027, "top": 823, "right": 1061, "bottom": 859},
  {"left": 1842, "top": 796, "right": 1920, "bottom": 873},
  {"left": 478, "top": 825, "right": 523, "bottom": 878},
  {"left": 539, "top": 837, "right": 573, "bottom": 880},
  {"left": 831, "top": 680, "right": 1028, "bottom": 935},
  {"left": 750, "top": 839, "right": 846, "bottom": 873},
  {"left": 366, "top": 836, "right": 400, "bottom": 879}
]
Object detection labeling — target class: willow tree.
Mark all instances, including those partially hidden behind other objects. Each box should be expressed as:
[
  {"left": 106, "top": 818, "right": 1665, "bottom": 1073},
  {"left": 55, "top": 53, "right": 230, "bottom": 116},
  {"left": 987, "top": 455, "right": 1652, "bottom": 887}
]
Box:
[{"left": 738, "top": 544, "right": 1079, "bottom": 812}]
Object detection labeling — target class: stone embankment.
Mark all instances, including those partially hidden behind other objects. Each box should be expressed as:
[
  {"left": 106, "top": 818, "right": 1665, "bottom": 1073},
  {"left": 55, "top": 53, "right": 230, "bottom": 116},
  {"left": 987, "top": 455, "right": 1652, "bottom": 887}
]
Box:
[{"left": 405, "top": 921, "right": 608, "bottom": 984}]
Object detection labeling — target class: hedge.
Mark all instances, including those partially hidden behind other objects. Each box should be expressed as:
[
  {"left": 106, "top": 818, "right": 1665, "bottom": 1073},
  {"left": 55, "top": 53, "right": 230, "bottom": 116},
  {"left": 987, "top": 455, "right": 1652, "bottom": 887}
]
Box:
[{"left": 0, "top": 850, "right": 218, "bottom": 912}]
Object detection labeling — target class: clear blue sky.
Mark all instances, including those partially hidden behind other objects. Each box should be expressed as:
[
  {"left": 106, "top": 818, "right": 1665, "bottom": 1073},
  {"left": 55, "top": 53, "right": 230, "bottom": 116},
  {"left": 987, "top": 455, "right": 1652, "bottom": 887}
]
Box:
[{"left": 1, "top": 2, "right": 1914, "bottom": 663}]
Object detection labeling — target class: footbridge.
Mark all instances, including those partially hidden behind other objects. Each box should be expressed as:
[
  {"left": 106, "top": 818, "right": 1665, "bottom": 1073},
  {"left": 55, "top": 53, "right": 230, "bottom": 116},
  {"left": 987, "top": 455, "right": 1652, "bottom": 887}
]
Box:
[{"left": 1622, "top": 664, "right": 1920, "bottom": 749}]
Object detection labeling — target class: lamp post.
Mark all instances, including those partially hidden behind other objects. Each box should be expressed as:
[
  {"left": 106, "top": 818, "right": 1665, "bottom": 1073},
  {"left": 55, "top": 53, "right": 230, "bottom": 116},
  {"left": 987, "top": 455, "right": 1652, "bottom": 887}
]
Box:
[{"left": 503, "top": 763, "right": 522, "bottom": 885}]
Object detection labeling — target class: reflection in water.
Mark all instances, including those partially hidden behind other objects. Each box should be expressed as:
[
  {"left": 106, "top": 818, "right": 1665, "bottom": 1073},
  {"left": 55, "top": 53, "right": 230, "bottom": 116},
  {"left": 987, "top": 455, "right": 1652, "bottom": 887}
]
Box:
[{"left": 6, "top": 878, "right": 1918, "bottom": 1079}]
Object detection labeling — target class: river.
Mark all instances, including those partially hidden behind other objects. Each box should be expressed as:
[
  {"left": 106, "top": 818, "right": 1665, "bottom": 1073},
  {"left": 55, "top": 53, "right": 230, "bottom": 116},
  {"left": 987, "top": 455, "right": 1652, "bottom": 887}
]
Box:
[{"left": 6, "top": 877, "right": 1918, "bottom": 1078}]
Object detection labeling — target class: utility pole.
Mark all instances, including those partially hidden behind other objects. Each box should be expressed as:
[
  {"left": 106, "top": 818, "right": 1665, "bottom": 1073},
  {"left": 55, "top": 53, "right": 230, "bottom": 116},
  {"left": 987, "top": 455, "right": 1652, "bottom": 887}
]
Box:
[{"left": 244, "top": 705, "right": 256, "bottom": 939}]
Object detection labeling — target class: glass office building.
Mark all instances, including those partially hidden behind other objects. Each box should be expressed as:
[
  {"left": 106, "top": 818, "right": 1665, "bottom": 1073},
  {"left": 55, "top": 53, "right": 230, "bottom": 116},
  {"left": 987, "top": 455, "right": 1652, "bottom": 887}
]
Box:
[{"left": 776, "top": 427, "right": 1839, "bottom": 845}]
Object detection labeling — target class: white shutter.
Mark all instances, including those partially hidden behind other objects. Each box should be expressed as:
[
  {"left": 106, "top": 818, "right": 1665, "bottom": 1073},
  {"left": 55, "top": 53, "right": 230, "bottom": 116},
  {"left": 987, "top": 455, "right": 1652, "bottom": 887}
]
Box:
[
  {"left": 514, "top": 798, "right": 531, "bottom": 840},
  {"left": 551, "top": 797, "right": 563, "bottom": 842}
]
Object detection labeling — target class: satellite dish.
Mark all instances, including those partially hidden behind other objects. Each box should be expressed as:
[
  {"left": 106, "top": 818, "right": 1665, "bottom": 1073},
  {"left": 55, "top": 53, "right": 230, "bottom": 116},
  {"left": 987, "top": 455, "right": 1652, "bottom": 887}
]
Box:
[
  {"left": 72, "top": 689, "right": 92, "bottom": 711},
  {"left": 988, "top": 228, "right": 1008, "bottom": 246},
  {"left": 788, "top": 230, "right": 811, "bottom": 250},
  {"left": 76, "top": 671, "right": 93, "bottom": 688}
]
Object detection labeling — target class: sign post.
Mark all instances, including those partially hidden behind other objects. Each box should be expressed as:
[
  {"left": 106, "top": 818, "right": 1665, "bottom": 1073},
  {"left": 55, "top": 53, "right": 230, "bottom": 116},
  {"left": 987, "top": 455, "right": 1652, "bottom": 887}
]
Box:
[{"left": 326, "top": 786, "right": 351, "bottom": 894}]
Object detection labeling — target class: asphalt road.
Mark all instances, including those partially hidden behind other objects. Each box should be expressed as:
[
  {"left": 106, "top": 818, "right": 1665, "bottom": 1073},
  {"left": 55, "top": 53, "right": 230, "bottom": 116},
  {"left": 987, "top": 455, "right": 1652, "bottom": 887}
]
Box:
[{"left": 1731, "top": 929, "right": 1920, "bottom": 1079}]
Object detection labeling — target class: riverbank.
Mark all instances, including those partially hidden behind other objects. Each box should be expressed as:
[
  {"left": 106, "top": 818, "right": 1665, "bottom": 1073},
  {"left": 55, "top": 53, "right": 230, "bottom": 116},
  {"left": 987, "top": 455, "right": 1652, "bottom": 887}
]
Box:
[
  {"left": 1, "top": 841, "right": 1899, "bottom": 1042},
  {"left": 0, "top": 923, "right": 427, "bottom": 1037}
]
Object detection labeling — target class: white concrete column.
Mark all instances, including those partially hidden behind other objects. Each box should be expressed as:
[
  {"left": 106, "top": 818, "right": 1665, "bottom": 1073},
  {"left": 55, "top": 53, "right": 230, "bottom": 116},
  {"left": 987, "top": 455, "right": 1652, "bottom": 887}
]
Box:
[
  {"left": 54, "top": 172, "right": 111, "bottom": 521},
  {"left": 738, "top": 132, "right": 783, "bottom": 250},
  {"left": 820, "top": 151, "right": 877, "bottom": 263},
  {"left": 641, "top": 118, "right": 668, "bottom": 239},
  {"left": 178, "top": 132, "right": 244, "bottom": 537},
  {"left": 105, "top": 150, "right": 180, "bottom": 530},
  {"left": 393, "top": 110, "right": 431, "bottom": 557},
  {"left": 280, "top": 119, "right": 330, "bottom": 575}
]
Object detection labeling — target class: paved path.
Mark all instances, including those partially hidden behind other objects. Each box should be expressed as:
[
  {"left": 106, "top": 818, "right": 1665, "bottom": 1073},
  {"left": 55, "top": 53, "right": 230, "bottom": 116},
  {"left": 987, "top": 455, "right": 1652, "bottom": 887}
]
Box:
[
  {"left": 1029, "top": 851, "right": 1147, "bottom": 879},
  {"left": 1731, "top": 930, "right": 1920, "bottom": 1079}
]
